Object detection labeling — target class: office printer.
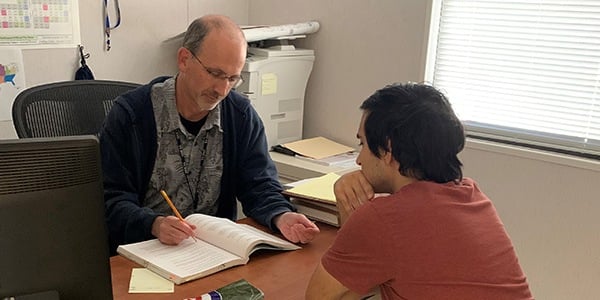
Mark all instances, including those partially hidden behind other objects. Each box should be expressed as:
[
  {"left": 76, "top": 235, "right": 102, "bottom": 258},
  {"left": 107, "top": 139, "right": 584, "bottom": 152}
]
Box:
[{"left": 237, "top": 45, "right": 315, "bottom": 148}]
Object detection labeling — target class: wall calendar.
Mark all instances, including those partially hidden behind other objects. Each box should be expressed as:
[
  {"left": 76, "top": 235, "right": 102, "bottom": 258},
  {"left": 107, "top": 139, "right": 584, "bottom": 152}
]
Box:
[{"left": 0, "top": 0, "right": 80, "bottom": 47}]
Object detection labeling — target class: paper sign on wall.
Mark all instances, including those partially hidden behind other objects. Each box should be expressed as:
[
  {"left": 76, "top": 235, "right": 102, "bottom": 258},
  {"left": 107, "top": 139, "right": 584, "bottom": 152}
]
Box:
[{"left": 0, "top": 48, "right": 26, "bottom": 122}]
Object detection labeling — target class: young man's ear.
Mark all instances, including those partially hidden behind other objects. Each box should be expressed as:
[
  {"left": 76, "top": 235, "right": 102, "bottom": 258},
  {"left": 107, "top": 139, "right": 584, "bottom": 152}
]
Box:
[
  {"left": 383, "top": 150, "right": 394, "bottom": 164},
  {"left": 383, "top": 139, "right": 395, "bottom": 165}
]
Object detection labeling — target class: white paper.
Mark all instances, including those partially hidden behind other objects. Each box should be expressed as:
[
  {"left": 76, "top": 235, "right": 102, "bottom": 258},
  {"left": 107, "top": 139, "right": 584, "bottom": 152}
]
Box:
[{"left": 0, "top": 47, "right": 25, "bottom": 121}]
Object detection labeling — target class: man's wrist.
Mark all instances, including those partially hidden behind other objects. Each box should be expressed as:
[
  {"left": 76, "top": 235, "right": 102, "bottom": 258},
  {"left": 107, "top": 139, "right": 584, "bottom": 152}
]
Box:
[
  {"left": 151, "top": 216, "right": 165, "bottom": 238},
  {"left": 271, "top": 211, "right": 291, "bottom": 231}
]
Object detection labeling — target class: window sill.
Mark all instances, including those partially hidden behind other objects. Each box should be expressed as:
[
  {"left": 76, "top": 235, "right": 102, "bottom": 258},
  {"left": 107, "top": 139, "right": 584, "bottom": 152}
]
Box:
[{"left": 464, "top": 137, "right": 600, "bottom": 172}]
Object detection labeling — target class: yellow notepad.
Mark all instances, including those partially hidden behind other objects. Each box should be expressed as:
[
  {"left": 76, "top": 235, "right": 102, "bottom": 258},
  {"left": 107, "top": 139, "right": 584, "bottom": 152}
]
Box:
[
  {"left": 128, "top": 268, "right": 174, "bottom": 293},
  {"left": 284, "top": 172, "right": 340, "bottom": 204}
]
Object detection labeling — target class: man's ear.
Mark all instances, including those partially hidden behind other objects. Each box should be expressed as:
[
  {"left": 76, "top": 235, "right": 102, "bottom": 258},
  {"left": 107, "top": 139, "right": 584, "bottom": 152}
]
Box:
[
  {"left": 177, "top": 47, "right": 190, "bottom": 71},
  {"left": 383, "top": 149, "right": 394, "bottom": 165},
  {"left": 383, "top": 139, "right": 395, "bottom": 165}
]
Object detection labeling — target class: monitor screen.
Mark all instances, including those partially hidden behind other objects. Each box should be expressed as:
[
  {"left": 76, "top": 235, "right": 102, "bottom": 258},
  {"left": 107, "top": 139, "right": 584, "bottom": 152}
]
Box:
[{"left": 0, "top": 135, "right": 113, "bottom": 300}]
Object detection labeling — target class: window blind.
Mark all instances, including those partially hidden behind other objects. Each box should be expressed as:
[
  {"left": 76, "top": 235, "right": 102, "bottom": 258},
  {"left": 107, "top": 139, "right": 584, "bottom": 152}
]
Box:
[{"left": 428, "top": 0, "right": 600, "bottom": 156}]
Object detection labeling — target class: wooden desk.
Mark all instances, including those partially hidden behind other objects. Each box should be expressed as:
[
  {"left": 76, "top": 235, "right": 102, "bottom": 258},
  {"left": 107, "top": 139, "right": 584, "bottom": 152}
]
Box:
[{"left": 110, "top": 220, "right": 337, "bottom": 300}]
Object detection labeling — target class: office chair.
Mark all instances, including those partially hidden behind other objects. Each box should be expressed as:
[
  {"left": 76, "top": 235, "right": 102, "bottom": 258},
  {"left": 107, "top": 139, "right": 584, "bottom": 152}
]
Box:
[{"left": 12, "top": 80, "right": 140, "bottom": 138}]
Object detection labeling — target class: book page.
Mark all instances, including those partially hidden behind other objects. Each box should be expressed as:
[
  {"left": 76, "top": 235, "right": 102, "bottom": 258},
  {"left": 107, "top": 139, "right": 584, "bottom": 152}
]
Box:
[
  {"left": 117, "top": 239, "right": 242, "bottom": 283},
  {"left": 185, "top": 214, "right": 299, "bottom": 259},
  {"left": 237, "top": 224, "right": 301, "bottom": 255}
]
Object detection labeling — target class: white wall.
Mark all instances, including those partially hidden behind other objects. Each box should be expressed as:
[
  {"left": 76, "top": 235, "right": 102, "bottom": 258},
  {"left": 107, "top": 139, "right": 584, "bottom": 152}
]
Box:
[
  {"left": 0, "top": 0, "right": 249, "bottom": 139},
  {"left": 25, "top": 0, "right": 249, "bottom": 87},
  {"left": 1, "top": 1, "right": 599, "bottom": 298}
]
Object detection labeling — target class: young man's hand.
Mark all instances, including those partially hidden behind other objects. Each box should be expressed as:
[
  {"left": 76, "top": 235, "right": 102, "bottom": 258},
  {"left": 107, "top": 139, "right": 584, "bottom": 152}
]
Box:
[{"left": 333, "top": 170, "right": 374, "bottom": 225}]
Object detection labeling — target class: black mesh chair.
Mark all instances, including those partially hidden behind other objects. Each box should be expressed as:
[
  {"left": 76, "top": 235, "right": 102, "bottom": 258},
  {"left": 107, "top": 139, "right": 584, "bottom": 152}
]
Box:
[{"left": 12, "top": 80, "right": 141, "bottom": 138}]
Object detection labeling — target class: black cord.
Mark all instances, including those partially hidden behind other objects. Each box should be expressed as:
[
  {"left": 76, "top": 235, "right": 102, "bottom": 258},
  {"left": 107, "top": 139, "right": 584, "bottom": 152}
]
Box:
[{"left": 175, "top": 132, "right": 209, "bottom": 208}]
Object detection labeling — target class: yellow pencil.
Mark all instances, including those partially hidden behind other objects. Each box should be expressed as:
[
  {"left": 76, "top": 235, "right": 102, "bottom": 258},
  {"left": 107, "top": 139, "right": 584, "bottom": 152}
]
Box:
[{"left": 159, "top": 190, "right": 197, "bottom": 243}]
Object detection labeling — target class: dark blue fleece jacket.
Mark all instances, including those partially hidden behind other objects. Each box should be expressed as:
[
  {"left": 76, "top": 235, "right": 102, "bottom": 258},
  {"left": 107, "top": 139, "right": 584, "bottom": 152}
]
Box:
[{"left": 99, "top": 76, "right": 294, "bottom": 254}]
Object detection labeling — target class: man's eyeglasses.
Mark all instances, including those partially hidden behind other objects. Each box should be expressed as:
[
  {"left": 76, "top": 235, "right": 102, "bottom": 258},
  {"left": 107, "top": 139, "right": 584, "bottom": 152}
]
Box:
[{"left": 187, "top": 49, "right": 244, "bottom": 89}]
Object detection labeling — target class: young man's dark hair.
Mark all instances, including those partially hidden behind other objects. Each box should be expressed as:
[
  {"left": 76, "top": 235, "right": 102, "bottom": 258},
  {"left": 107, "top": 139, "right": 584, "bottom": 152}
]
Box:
[{"left": 360, "top": 83, "right": 465, "bottom": 183}]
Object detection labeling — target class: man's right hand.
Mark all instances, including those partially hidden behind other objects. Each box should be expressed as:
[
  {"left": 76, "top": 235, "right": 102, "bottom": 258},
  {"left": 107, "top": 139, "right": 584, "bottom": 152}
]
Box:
[
  {"left": 151, "top": 215, "right": 197, "bottom": 245},
  {"left": 333, "top": 170, "right": 374, "bottom": 225}
]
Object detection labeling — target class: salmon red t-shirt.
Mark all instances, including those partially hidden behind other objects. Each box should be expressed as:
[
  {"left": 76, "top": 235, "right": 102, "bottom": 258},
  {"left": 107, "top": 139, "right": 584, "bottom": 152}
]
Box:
[{"left": 322, "top": 178, "right": 533, "bottom": 300}]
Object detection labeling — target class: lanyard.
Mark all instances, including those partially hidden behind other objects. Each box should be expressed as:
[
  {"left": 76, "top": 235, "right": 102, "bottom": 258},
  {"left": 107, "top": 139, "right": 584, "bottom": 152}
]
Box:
[
  {"left": 175, "top": 132, "right": 209, "bottom": 208},
  {"left": 103, "top": 0, "right": 121, "bottom": 51}
]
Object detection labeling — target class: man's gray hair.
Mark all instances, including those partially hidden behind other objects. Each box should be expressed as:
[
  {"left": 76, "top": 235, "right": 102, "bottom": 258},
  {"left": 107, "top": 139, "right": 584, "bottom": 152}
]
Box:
[{"left": 182, "top": 15, "right": 245, "bottom": 54}]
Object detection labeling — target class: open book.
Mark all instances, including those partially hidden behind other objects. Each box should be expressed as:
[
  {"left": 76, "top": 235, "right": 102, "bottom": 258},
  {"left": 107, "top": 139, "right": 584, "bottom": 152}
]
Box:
[{"left": 117, "top": 214, "right": 300, "bottom": 285}]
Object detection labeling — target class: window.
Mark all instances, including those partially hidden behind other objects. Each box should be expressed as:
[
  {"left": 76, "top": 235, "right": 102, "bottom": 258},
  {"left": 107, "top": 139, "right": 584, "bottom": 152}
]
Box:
[{"left": 425, "top": 0, "right": 600, "bottom": 158}]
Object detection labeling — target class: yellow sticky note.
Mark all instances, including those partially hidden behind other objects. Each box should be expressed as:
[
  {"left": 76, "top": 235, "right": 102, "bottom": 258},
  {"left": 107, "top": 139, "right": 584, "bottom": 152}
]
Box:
[
  {"left": 128, "top": 268, "right": 174, "bottom": 293},
  {"left": 261, "top": 73, "right": 277, "bottom": 95}
]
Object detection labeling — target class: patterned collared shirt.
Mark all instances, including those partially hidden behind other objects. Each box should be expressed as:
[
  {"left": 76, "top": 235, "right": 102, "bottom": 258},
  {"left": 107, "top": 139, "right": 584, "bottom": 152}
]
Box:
[{"left": 144, "top": 77, "right": 223, "bottom": 217}]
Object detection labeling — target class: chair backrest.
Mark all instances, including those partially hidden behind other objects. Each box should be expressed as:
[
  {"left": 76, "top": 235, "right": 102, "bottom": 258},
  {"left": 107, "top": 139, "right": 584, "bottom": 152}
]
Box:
[{"left": 12, "top": 80, "right": 141, "bottom": 138}]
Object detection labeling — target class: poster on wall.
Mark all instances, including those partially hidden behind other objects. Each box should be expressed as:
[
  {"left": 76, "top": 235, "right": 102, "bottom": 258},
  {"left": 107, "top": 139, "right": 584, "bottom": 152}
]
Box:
[
  {"left": 0, "top": 47, "right": 25, "bottom": 121},
  {"left": 0, "top": 0, "right": 81, "bottom": 47}
]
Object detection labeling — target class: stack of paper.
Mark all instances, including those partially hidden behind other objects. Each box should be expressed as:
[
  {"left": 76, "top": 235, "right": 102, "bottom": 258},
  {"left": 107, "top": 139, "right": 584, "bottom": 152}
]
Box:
[
  {"left": 295, "top": 151, "right": 358, "bottom": 167},
  {"left": 273, "top": 136, "right": 358, "bottom": 168},
  {"left": 283, "top": 173, "right": 341, "bottom": 227},
  {"left": 279, "top": 136, "right": 355, "bottom": 160}
]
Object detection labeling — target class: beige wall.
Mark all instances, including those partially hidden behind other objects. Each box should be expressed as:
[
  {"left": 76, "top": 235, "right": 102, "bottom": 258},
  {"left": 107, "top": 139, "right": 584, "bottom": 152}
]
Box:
[
  {"left": 461, "top": 140, "right": 600, "bottom": 300},
  {"left": 1, "top": 1, "right": 599, "bottom": 298},
  {"left": 249, "top": 0, "right": 431, "bottom": 147}
]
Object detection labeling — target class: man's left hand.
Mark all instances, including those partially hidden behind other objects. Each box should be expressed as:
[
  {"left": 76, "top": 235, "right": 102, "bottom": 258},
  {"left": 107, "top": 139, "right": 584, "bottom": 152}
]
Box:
[{"left": 275, "top": 212, "right": 320, "bottom": 244}]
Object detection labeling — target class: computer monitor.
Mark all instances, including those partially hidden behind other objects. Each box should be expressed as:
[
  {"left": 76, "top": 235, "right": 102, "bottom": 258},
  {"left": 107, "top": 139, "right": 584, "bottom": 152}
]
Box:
[{"left": 0, "top": 136, "right": 113, "bottom": 300}]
